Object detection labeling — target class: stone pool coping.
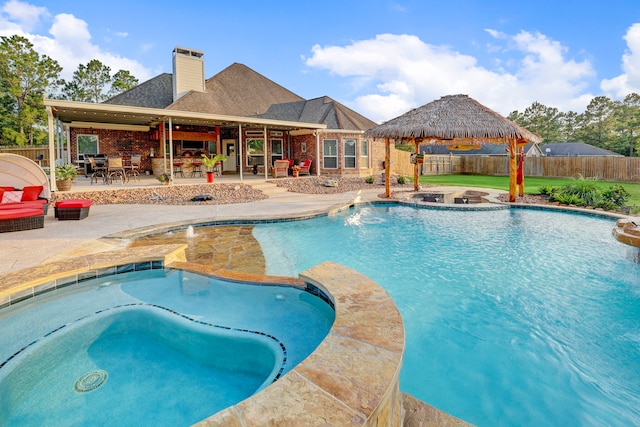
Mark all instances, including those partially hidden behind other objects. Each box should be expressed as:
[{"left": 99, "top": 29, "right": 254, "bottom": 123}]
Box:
[{"left": 0, "top": 244, "right": 407, "bottom": 426}]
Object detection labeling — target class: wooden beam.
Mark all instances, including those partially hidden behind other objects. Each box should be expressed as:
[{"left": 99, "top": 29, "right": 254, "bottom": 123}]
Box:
[
  {"left": 414, "top": 140, "right": 419, "bottom": 191},
  {"left": 518, "top": 146, "right": 525, "bottom": 197},
  {"left": 385, "top": 137, "right": 391, "bottom": 198},
  {"left": 509, "top": 138, "right": 517, "bottom": 202}
]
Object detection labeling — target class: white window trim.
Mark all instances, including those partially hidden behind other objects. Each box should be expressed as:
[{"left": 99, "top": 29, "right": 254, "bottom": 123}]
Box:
[
  {"left": 344, "top": 139, "right": 356, "bottom": 169},
  {"left": 323, "top": 139, "right": 338, "bottom": 169},
  {"left": 360, "top": 140, "right": 369, "bottom": 168}
]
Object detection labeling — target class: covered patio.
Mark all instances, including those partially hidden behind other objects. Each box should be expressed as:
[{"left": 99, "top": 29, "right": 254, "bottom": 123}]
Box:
[{"left": 43, "top": 99, "right": 326, "bottom": 191}]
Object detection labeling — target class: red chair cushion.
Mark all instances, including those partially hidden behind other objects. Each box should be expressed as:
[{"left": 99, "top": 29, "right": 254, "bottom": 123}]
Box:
[
  {"left": 21, "top": 185, "right": 44, "bottom": 201},
  {"left": 55, "top": 199, "right": 92, "bottom": 208},
  {"left": 0, "top": 208, "right": 43, "bottom": 219}
]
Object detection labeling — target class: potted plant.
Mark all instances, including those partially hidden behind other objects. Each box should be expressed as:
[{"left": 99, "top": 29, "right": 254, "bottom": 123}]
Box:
[
  {"left": 55, "top": 164, "right": 79, "bottom": 191},
  {"left": 201, "top": 153, "right": 227, "bottom": 183},
  {"left": 292, "top": 164, "right": 301, "bottom": 178},
  {"left": 156, "top": 173, "right": 171, "bottom": 185}
]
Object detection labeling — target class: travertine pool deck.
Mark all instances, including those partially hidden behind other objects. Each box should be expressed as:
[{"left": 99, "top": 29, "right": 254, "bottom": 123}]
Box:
[{"left": 0, "top": 181, "right": 554, "bottom": 426}]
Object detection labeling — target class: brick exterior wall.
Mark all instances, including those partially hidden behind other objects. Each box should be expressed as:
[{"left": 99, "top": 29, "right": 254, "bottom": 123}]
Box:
[
  {"left": 291, "top": 132, "right": 380, "bottom": 177},
  {"left": 71, "top": 127, "right": 157, "bottom": 173},
  {"left": 69, "top": 126, "right": 386, "bottom": 178}
]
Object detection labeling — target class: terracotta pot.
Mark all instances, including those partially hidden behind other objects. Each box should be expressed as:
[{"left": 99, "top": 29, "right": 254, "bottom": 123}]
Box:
[
  {"left": 55, "top": 179, "right": 73, "bottom": 191},
  {"left": 293, "top": 171, "right": 299, "bottom": 178},
  {"left": 206, "top": 171, "right": 214, "bottom": 183}
]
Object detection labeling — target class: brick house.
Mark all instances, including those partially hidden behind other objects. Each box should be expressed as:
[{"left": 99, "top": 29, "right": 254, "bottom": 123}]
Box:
[{"left": 44, "top": 47, "right": 382, "bottom": 182}]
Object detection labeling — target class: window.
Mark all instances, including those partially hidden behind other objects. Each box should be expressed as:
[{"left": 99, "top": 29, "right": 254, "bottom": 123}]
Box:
[
  {"left": 323, "top": 139, "right": 338, "bottom": 169},
  {"left": 270, "top": 139, "right": 283, "bottom": 163},
  {"left": 246, "top": 138, "right": 264, "bottom": 166},
  {"left": 77, "top": 134, "right": 99, "bottom": 159},
  {"left": 344, "top": 139, "right": 356, "bottom": 169},
  {"left": 360, "top": 140, "right": 369, "bottom": 168}
]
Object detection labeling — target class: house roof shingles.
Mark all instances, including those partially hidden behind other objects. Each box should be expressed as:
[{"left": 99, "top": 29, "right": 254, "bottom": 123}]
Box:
[
  {"left": 541, "top": 142, "right": 623, "bottom": 157},
  {"left": 258, "top": 96, "right": 378, "bottom": 131},
  {"left": 168, "top": 63, "right": 304, "bottom": 117},
  {"left": 104, "top": 73, "right": 174, "bottom": 109},
  {"left": 105, "top": 62, "right": 376, "bottom": 132}
]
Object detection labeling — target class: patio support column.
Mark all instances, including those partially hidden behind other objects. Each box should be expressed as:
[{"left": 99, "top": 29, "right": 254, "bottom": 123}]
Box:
[
  {"left": 168, "top": 118, "right": 174, "bottom": 181},
  {"left": 385, "top": 137, "right": 391, "bottom": 198},
  {"left": 46, "top": 106, "right": 57, "bottom": 190},
  {"left": 263, "top": 125, "right": 268, "bottom": 180},
  {"left": 239, "top": 124, "right": 243, "bottom": 182},
  {"left": 508, "top": 138, "right": 517, "bottom": 202},
  {"left": 315, "top": 130, "right": 320, "bottom": 176}
]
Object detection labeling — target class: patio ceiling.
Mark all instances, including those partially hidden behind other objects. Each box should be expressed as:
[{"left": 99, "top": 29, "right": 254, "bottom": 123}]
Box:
[{"left": 43, "top": 99, "right": 327, "bottom": 131}]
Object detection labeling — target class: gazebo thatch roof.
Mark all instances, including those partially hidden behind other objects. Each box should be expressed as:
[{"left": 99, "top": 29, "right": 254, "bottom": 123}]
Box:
[{"left": 365, "top": 94, "right": 542, "bottom": 143}]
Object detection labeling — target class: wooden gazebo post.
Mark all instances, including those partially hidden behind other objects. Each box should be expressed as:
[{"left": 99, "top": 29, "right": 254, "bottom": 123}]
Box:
[
  {"left": 508, "top": 138, "right": 517, "bottom": 202},
  {"left": 385, "top": 137, "right": 391, "bottom": 198},
  {"left": 413, "top": 138, "right": 420, "bottom": 191}
]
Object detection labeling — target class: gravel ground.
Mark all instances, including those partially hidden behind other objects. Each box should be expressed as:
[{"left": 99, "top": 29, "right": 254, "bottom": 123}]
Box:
[
  {"left": 50, "top": 177, "right": 411, "bottom": 205},
  {"left": 53, "top": 176, "right": 633, "bottom": 214},
  {"left": 270, "top": 176, "right": 410, "bottom": 195},
  {"left": 51, "top": 183, "right": 268, "bottom": 205}
]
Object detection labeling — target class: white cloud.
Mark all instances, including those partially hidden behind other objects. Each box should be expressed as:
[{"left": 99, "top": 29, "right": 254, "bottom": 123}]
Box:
[
  {"left": 305, "top": 31, "right": 595, "bottom": 123},
  {"left": 601, "top": 23, "right": 640, "bottom": 97},
  {"left": 0, "top": 1, "right": 152, "bottom": 82},
  {"left": 1, "top": 0, "right": 46, "bottom": 32}
]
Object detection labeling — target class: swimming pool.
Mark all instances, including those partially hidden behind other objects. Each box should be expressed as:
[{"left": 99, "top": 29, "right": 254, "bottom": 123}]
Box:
[
  {"left": 0, "top": 269, "right": 334, "bottom": 426},
  {"left": 253, "top": 205, "right": 640, "bottom": 427}
]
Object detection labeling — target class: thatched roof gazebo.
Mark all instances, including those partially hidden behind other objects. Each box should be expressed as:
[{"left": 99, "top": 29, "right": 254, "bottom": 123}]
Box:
[{"left": 365, "top": 94, "right": 542, "bottom": 201}]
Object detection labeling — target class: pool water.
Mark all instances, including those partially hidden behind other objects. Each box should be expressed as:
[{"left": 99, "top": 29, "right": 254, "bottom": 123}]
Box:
[
  {"left": 0, "top": 269, "right": 334, "bottom": 426},
  {"left": 254, "top": 205, "right": 640, "bottom": 427}
]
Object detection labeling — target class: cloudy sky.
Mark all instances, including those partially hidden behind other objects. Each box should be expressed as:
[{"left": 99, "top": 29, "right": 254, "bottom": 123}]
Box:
[{"left": 1, "top": 0, "right": 639, "bottom": 123}]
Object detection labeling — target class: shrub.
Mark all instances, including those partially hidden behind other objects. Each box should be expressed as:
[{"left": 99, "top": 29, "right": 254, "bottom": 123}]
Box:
[
  {"left": 561, "top": 177, "right": 600, "bottom": 206},
  {"left": 538, "top": 185, "right": 558, "bottom": 196},
  {"left": 397, "top": 175, "right": 407, "bottom": 184},
  {"left": 600, "top": 184, "right": 630, "bottom": 207},
  {"left": 550, "top": 193, "right": 584, "bottom": 206},
  {"left": 595, "top": 200, "right": 620, "bottom": 211},
  {"left": 365, "top": 176, "right": 374, "bottom": 184}
]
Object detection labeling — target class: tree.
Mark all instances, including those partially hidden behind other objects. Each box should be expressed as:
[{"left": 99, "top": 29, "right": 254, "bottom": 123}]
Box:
[
  {"left": 0, "top": 35, "right": 62, "bottom": 145},
  {"left": 62, "top": 60, "right": 138, "bottom": 102},
  {"left": 109, "top": 69, "right": 138, "bottom": 97},
  {"left": 512, "top": 101, "right": 563, "bottom": 142},
  {"left": 612, "top": 93, "right": 640, "bottom": 156},
  {"left": 62, "top": 59, "right": 112, "bottom": 102},
  {"left": 577, "top": 96, "right": 616, "bottom": 150},
  {"left": 559, "top": 111, "right": 580, "bottom": 142}
]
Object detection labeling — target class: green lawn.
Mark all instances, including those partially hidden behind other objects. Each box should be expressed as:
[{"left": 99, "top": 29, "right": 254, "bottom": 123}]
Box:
[{"left": 417, "top": 174, "right": 640, "bottom": 207}]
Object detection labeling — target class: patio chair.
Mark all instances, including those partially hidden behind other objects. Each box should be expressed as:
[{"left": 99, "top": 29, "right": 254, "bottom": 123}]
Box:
[
  {"left": 87, "top": 156, "right": 107, "bottom": 184},
  {"left": 298, "top": 159, "right": 312, "bottom": 175},
  {"left": 271, "top": 160, "right": 289, "bottom": 178},
  {"left": 126, "top": 154, "right": 142, "bottom": 181},
  {"left": 106, "top": 156, "right": 127, "bottom": 184}
]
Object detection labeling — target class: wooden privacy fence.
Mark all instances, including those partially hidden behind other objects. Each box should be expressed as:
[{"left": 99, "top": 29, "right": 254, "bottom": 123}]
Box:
[
  {"left": 0, "top": 146, "right": 50, "bottom": 167},
  {"left": 392, "top": 149, "right": 640, "bottom": 182},
  {"left": 393, "top": 150, "right": 462, "bottom": 176},
  {"left": 460, "top": 156, "right": 640, "bottom": 182}
]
